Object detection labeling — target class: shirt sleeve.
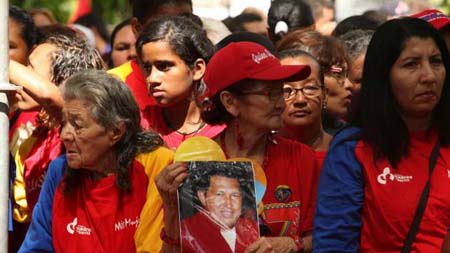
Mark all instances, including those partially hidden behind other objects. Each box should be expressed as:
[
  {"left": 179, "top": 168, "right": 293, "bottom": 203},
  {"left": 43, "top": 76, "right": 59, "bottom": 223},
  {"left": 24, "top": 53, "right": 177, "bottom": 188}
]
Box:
[
  {"left": 19, "top": 155, "right": 66, "bottom": 253},
  {"left": 134, "top": 147, "right": 174, "bottom": 253},
  {"left": 312, "top": 129, "right": 364, "bottom": 253}
]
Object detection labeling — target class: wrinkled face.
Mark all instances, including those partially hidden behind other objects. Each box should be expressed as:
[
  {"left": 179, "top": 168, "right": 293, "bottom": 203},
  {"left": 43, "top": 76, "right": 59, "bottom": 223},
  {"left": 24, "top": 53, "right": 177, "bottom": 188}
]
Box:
[
  {"left": 234, "top": 80, "right": 286, "bottom": 131},
  {"left": 141, "top": 41, "right": 194, "bottom": 106},
  {"left": 199, "top": 176, "right": 242, "bottom": 229},
  {"left": 28, "top": 43, "right": 58, "bottom": 81},
  {"left": 9, "top": 19, "right": 29, "bottom": 65},
  {"left": 390, "top": 37, "right": 445, "bottom": 121},
  {"left": 324, "top": 63, "right": 353, "bottom": 120},
  {"left": 61, "top": 100, "right": 115, "bottom": 171},
  {"left": 281, "top": 56, "right": 325, "bottom": 129},
  {"left": 111, "top": 24, "right": 137, "bottom": 67},
  {"left": 348, "top": 54, "right": 365, "bottom": 94}
]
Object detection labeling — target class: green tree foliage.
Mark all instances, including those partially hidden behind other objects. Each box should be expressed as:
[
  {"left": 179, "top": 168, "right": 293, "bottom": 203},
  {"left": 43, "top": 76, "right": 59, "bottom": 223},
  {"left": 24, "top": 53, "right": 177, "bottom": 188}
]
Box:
[{"left": 10, "top": 0, "right": 131, "bottom": 25}]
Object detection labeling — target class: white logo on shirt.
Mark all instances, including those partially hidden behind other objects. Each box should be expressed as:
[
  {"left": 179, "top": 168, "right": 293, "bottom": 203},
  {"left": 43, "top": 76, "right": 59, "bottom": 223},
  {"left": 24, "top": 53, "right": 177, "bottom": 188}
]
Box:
[
  {"left": 377, "top": 167, "right": 413, "bottom": 184},
  {"left": 114, "top": 216, "right": 140, "bottom": 231},
  {"left": 66, "top": 217, "right": 77, "bottom": 234},
  {"left": 66, "top": 217, "right": 92, "bottom": 235},
  {"left": 448, "top": 170, "right": 450, "bottom": 178}
]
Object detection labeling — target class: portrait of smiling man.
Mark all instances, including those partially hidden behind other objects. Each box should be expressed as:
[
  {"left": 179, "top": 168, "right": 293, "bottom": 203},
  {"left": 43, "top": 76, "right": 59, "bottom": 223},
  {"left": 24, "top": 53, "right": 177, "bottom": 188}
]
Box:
[{"left": 179, "top": 161, "right": 259, "bottom": 253}]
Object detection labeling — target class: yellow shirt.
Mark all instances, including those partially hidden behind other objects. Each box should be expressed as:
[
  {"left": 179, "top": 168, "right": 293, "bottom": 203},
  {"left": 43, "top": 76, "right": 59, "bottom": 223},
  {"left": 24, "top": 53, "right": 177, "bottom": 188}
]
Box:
[{"left": 135, "top": 147, "right": 174, "bottom": 253}]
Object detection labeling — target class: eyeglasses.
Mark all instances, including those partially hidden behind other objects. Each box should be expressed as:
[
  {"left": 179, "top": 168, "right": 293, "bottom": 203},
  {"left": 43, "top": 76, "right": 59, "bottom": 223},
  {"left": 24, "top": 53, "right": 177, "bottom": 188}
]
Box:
[
  {"left": 235, "top": 88, "right": 284, "bottom": 101},
  {"left": 327, "top": 65, "right": 348, "bottom": 87},
  {"left": 283, "top": 85, "right": 322, "bottom": 100}
]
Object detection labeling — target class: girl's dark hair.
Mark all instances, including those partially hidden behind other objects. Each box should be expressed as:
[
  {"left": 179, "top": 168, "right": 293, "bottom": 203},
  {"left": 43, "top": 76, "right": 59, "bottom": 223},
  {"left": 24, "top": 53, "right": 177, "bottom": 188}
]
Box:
[
  {"left": 9, "top": 5, "right": 37, "bottom": 50},
  {"left": 355, "top": 17, "right": 450, "bottom": 167},
  {"left": 136, "top": 15, "right": 214, "bottom": 67},
  {"left": 268, "top": 0, "right": 314, "bottom": 43},
  {"left": 61, "top": 70, "right": 164, "bottom": 194}
]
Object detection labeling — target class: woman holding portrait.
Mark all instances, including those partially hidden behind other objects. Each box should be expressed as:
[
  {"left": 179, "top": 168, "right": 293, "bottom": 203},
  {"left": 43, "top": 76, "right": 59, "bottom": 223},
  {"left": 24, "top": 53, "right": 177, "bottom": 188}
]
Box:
[{"left": 156, "top": 41, "right": 319, "bottom": 253}]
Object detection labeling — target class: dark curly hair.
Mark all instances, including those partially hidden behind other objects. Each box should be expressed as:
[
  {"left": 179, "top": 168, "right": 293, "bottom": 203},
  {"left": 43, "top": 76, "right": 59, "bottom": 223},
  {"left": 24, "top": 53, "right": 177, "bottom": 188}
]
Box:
[
  {"left": 179, "top": 161, "right": 256, "bottom": 220},
  {"left": 44, "top": 33, "right": 106, "bottom": 86}
]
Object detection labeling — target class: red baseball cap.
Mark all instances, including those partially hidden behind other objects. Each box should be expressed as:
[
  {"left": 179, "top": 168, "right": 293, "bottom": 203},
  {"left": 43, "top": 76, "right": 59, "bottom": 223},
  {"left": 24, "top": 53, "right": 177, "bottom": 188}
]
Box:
[
  {"left": 410, "top": 9, "right": 450, "bottom": 30},
  {"left": 202, "top": 42, "right": 311, "bottom": 97}
]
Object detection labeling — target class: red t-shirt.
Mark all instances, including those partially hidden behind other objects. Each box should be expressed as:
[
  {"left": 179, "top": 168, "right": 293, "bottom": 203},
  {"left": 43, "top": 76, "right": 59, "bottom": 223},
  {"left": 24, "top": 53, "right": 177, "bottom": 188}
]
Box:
[
  {"left": 52, "top": 160, "right": 149, "bottom": 253},
  {"left": 261, "top": 136, "right": 319, "bottom": 238},
  {"left": 141, "top": 106, "right": 225, "bottom": 149},
  {"left": 315, "top": 150, "right": 327, "bottom": 170},
  {"left": 355, "top": 130, "right": 450, "bottom": 252}
]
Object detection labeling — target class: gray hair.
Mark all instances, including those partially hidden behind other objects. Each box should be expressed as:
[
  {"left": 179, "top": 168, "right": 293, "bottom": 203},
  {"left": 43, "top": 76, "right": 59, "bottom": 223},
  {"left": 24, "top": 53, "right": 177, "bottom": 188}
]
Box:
[
  {"left": 338, "top": 29, "right": 374, "bottom": 62},
  {"left": 61, "top": 70, "right": 163, "bottom": 193},
  {"left": 44, "top": 33, "right": 106, "bottom": 86}
]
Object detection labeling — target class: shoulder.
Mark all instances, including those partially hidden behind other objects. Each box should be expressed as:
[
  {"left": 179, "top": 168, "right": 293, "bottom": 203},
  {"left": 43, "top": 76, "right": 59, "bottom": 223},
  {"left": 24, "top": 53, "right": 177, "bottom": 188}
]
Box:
[
  {"left": 329, "top": 126, "right": 362, "bottom": 150},
  {"left": 47, "top": 154, "right": 67, "bottom": 181},
  {"left": 135, "top": 146, "right": 174, "bottom": 177}
]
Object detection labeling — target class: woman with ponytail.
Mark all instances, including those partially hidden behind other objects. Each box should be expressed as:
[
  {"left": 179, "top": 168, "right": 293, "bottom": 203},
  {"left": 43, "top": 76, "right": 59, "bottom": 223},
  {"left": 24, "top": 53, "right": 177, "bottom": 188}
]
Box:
[{"left": 268, "top": 0, "right": 315, "bottom": 44}]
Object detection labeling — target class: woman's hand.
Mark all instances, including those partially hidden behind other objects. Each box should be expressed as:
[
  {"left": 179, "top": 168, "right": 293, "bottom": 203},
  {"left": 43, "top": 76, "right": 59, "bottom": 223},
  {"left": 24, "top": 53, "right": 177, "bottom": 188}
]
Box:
[
  {"left": 155, "top": 162, "right": 188, "bottom": 252},
  {"left": 155, "top": 162, "right": 188, "bottom": 209},
  {"left": 245, "top": 236, "right": 298, "bottom": 253}
]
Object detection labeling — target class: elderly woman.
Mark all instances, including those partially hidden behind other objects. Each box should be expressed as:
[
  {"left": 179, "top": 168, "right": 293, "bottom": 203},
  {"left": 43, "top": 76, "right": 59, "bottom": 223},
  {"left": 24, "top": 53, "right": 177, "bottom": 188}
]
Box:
[
  {"left": 277, "top": 49, "right": 332, "bottom": 166},
  {"left": 313, "top": 18, "right": 450, "bottom": 252},
  {"left": 19, "top": 70, "right": 173, "bottom": 252},
  {"left": 277, "top": 30, "right": 354, "bottom": 134},
  {"left": 156, "top": 41, "right": 319, "bottom": 252},
  {"left": 8, "top": 31, "right": 105, "bottom": 251}
]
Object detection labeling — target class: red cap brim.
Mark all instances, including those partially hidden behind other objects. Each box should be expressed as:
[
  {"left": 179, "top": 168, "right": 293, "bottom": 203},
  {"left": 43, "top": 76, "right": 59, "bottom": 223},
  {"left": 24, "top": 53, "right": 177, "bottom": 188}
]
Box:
[{"left": 249, "top": 65, "right": 311, "bottom": 82}]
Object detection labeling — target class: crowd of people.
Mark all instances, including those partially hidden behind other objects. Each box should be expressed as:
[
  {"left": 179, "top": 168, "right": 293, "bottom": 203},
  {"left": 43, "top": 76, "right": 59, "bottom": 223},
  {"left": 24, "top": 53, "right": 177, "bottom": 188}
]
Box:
[{"left": 5, "top": 0, "right": 450, "bottom": 252}]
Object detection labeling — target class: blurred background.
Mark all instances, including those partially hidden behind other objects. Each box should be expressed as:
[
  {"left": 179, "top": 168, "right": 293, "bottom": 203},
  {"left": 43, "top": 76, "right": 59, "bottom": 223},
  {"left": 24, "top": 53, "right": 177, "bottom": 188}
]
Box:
[{"left": 10, "top": 0, "right": 450, "bottom": 27}]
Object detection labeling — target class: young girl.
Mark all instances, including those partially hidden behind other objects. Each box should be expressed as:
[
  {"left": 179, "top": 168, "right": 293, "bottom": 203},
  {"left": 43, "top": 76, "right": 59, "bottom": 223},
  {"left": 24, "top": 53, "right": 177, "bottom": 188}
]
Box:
[{"left": 135, "top": 16, "right": 225, "bottom": 149}]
